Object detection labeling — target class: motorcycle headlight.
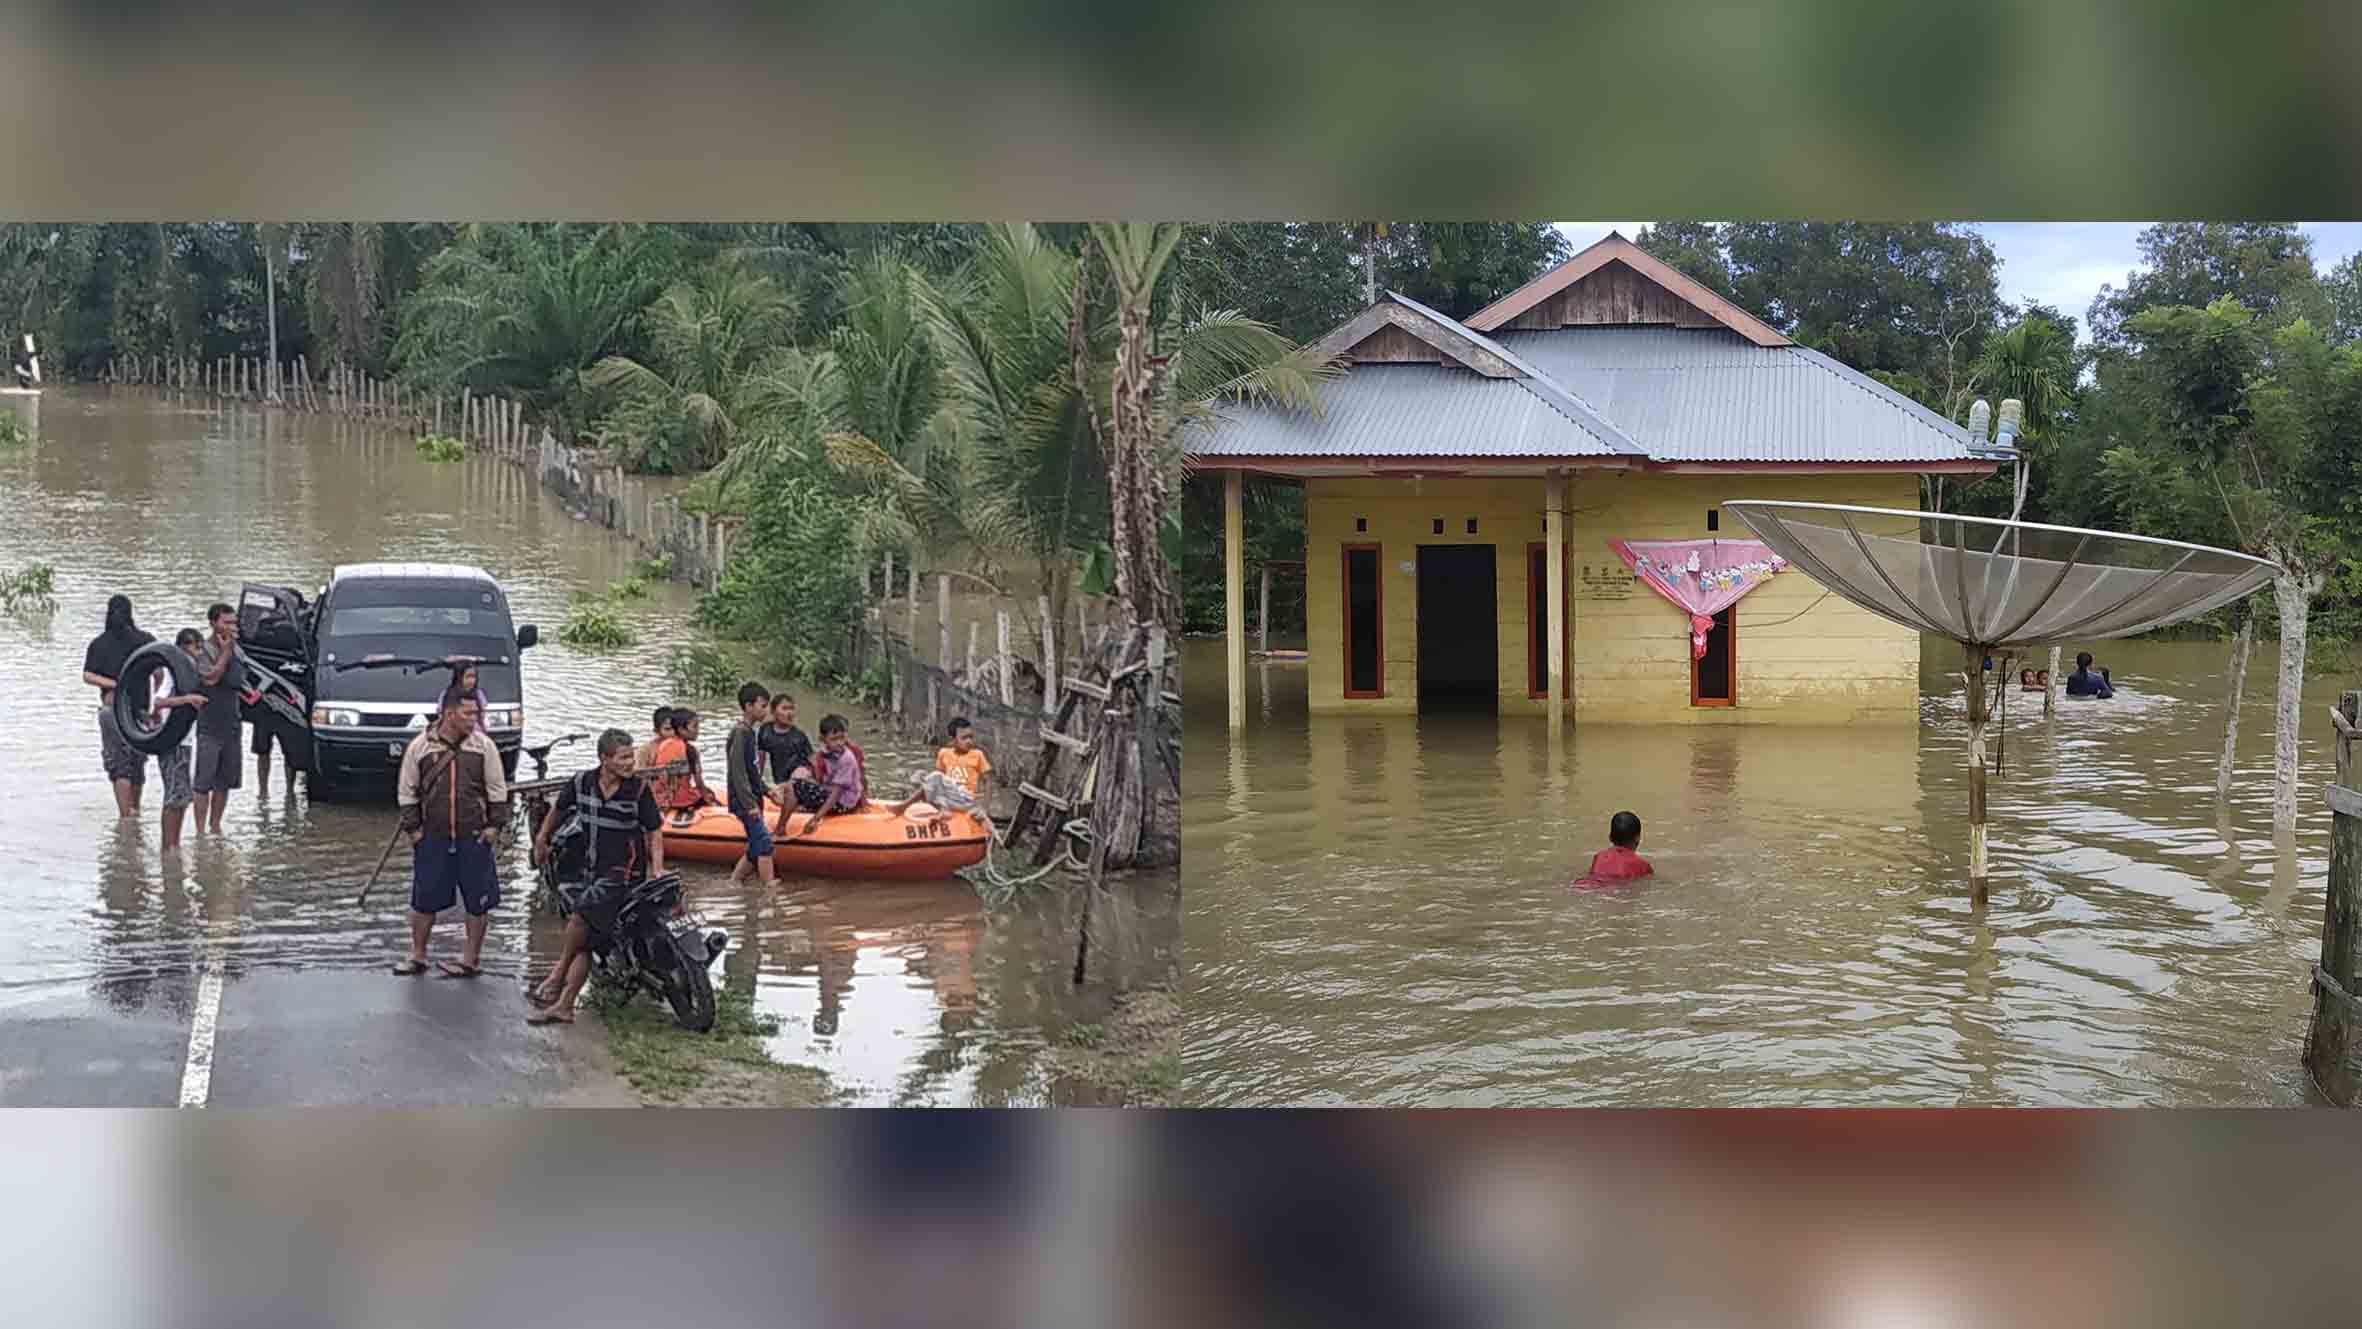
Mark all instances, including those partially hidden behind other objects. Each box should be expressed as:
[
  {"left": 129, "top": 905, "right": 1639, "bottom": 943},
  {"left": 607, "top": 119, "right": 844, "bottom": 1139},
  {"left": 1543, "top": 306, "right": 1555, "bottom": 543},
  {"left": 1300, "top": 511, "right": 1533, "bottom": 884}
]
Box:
[
  {"left": 484, "top": 704, "right": 524, "bottom": 731},
  {"left": 310, "top": 706, "right": 363, "bottom": 728}
]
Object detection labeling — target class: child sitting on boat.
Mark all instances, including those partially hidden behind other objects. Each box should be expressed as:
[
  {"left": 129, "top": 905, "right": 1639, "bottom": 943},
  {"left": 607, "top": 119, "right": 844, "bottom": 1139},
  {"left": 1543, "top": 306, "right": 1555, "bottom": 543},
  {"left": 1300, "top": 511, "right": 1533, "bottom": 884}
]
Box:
[
  {"left": 783, "top": 714, "right": 866, "bottom": 841},
  {"left": 883, "top": 716, "right": 994, "bottom": 831},
  {"left": 1574, "top": 811, "right": 1654, "bottom": 888}
]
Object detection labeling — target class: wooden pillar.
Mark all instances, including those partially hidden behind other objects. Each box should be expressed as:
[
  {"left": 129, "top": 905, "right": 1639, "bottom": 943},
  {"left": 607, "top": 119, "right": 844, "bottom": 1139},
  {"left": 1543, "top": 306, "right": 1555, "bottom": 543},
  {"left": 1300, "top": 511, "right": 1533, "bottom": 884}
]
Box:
[
  {"left": 2308, "top": 691, "right": 2362, "bottom": 1103},
  {"left": 1545, "top": 469, "right": 1567, "bottom": 715},
  {"left": 1224, "top": 469, "right": 1245, "bottom": 730},
  {"left": 2044, "top": 645, "right": 2061, "bottom": 717},
  {"left": 966, "top": 620, "right": 980, "bottom": 684},
  {"left": 906, "top": 566, "right": 920, "bottom": 681},
  {"left": 1965, "top": 640, "right": 1990, "bottom": 904}
]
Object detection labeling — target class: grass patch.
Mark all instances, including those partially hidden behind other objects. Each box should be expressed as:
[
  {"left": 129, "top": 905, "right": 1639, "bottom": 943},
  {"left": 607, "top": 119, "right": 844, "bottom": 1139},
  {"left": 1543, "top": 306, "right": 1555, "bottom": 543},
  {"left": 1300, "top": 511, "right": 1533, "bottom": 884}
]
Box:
[
  {"left": 592, "top": 983, "right": 828, "bottom": 1106},
  {"left": 559, "top": 602, "right": 636, "bottom": 649},
  {"left": 0, "top": 416, "right": 27, "bottom": 448},
  {"left": 1, "top": 563, "right": 56, "bottom": 612},
  {"left": 415, "top": 433, "right": 465, "bottom": 462},
  {"left": 636, "top": 553, "right": 675, "bottom": 582},
  {"left": 606, "top": 574, "right": 651, "bottom": 602},
  {"left": 666, "top": 641, "right": 742, "bottom": 697},
  {"left": 1043, "top": 987, "right": 1181, "bottom": 1107}
]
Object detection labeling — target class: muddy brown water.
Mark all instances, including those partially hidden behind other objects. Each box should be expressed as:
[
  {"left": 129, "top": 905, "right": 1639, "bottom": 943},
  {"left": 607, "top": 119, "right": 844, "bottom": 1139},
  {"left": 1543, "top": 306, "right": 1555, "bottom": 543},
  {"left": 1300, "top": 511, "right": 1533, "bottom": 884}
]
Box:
[
  {"left": 0, "top": 387, "right": 1171, "bottom": 1105},
  {"left": 1184, "top": 635, "right": 2347, "bottom": 1105}
]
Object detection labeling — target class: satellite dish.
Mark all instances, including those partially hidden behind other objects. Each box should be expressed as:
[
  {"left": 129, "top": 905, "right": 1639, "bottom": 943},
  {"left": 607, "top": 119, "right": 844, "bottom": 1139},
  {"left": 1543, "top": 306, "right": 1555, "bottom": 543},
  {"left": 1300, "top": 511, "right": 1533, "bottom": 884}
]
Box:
[{"left": 1724, "top": 500, "right": 2276, "bottom": 898}]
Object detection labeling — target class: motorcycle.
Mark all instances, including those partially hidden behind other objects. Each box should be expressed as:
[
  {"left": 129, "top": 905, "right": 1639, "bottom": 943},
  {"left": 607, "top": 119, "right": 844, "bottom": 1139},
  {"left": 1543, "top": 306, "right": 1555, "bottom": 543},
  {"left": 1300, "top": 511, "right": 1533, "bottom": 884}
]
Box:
[{"left": 525, "top": 735, "right": 725, "bottom": 1034}]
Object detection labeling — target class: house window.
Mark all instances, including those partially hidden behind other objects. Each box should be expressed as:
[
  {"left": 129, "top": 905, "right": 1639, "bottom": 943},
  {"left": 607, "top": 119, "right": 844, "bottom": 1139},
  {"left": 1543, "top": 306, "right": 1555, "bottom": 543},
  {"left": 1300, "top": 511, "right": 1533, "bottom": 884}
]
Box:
[
  {"left": 1706, "top": 509, "right": 1719, "bottom": 532},
  {"left": 1432, "top": 518, "right": 1444, "bottom": 535},
  {"left": 1692, "top": 607, "right": 1735, "bottom": 706},
  {"left": 1343, "top": 543, "right": 1383, "bottom": 698},
  {"left": 1466, "top": 517, "right": 1478, "bottom": 534},
  {"left": 1356, "top": 517, "right": 1367, "bottom": 533}
]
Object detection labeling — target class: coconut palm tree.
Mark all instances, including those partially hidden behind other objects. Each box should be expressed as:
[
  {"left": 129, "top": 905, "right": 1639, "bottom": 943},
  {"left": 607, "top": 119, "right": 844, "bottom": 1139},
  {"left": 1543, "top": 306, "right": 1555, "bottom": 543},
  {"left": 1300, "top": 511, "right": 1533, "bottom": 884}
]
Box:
[
  {"left": 585, "top": 256, "right": 798, "bottom": 473},
  {"left": 393, "top": 223, "right": 672, "bottom": 440}
]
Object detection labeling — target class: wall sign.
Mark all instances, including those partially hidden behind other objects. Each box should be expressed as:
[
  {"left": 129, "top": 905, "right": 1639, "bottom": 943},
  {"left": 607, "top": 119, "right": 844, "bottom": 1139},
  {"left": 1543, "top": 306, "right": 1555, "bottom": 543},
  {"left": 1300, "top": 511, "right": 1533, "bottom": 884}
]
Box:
[
  {"left": 1397, "top": 560, "right": 1415, "bottom": 575},
  {"left": 1575, "top": 561, "right": 1636, "bottom": 600}
]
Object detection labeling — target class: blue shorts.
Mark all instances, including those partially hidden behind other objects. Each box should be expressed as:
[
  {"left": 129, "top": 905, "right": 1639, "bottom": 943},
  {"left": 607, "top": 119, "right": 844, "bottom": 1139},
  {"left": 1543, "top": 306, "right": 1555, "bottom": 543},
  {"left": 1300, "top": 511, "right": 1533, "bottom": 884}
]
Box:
[
  {"left": 411, "top": 836, "right": 500, "bottom": 916},
  {"left": 737, "top": 810, "right": 774, "bottom": 864}
]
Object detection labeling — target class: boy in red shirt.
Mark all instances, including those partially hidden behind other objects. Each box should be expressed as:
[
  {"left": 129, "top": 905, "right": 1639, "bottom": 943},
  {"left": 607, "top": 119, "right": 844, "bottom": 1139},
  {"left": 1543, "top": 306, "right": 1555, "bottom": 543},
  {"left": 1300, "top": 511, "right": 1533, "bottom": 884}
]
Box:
[{"left": 1575, "top": 811, "right": 1654, "bottom": 887}]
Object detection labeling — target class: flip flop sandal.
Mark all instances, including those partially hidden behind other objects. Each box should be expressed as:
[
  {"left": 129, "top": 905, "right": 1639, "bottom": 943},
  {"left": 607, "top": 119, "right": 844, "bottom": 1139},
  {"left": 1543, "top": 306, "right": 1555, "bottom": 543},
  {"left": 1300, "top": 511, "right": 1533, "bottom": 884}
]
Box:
[
  {"left": 527, "top": 985, "right": 561, "bottom": 1007},
  {"left": 435, "top": 960, "right": 484, "bottom": 979},
  {"left": 391, "top": 959, "right": 428, "bottom": 976},
  {"left": 525, "top": 1009, "right": 575, "bottom": 1025}
]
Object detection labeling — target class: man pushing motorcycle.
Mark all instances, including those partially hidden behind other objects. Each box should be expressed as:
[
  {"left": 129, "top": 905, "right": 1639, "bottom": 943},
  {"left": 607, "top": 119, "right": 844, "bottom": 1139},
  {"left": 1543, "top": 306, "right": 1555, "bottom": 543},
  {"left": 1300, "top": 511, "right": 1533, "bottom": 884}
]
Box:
[{"left": 525, "top": 727, "right": 664, "bottom": 1025}]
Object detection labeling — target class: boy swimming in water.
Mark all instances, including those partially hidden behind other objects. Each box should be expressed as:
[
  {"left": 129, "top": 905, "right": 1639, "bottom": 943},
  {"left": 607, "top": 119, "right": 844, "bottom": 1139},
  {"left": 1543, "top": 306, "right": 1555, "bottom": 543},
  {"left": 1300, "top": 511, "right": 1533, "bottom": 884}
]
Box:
[{"left": 1574, "top": 811, "right": 1654, "bottom": 887}]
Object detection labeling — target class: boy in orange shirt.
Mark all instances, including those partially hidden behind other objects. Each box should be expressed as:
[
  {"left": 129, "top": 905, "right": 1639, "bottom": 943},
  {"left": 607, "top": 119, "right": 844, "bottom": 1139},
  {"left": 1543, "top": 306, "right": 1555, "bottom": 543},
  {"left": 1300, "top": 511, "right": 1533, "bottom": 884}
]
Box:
[{"left": 884, "top": 716, "right": 994, "bottom": 831}]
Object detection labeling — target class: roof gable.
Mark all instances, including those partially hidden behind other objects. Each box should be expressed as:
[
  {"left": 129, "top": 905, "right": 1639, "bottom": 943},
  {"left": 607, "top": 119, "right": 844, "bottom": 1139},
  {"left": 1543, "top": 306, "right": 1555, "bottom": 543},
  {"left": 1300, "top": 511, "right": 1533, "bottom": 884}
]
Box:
[
  {"left": 1313, "top": 298, "right": 1522, "bottom": 377},
  {"left": 1465, "top": 232, "right": 1791, "bottom": 347}
]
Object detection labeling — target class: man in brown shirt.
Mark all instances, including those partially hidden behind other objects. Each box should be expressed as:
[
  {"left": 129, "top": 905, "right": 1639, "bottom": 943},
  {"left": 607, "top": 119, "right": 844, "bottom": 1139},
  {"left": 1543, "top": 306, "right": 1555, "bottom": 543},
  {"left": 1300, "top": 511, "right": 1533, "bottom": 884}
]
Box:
[{"left": 392, "top": 686, "right": 510, "bottom": 978}]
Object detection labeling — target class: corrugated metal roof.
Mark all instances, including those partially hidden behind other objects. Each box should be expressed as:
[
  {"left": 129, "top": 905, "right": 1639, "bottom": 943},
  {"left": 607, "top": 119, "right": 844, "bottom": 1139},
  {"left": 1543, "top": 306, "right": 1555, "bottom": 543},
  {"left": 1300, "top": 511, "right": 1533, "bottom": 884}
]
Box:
[
  {"left": 1186, "top": 364, "right": 1625, "bottom": 458},
  {"left": 1493, "top": 327, "right": 1982, "bottom": 463},
  {"left": 1383, "top": 291, "right": 1644, "bottom": 456}
]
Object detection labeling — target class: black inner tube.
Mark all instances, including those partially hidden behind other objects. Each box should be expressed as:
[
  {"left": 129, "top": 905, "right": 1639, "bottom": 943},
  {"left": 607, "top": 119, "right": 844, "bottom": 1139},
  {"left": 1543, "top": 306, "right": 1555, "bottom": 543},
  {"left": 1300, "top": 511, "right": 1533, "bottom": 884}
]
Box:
[{"left": 113, "top": 641, "right": 202, "bottom": 755}]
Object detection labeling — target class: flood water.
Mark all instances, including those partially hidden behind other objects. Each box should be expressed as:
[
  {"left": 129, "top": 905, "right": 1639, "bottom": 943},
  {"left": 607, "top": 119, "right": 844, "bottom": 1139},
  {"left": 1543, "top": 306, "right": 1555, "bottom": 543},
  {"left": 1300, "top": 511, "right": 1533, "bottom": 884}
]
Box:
[
  {"left": 1184, "top": 635, "right": 2347, "bottom": 1106},
  {"left": 0, "top": 387, "right": 1171, "bottom": 1105}
]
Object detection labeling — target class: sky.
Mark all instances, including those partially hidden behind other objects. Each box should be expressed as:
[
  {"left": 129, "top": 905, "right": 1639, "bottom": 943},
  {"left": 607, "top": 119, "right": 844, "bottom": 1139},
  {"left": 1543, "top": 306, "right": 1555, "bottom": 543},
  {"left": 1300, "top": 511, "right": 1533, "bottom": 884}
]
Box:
[{"left": 1555, "top": 222, "right": 2362, "bottom": 343}]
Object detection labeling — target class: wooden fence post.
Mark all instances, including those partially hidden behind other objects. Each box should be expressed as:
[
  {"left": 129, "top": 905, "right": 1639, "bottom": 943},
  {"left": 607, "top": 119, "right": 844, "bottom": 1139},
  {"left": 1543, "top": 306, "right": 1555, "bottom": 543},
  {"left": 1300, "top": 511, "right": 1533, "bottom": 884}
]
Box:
[
  {"left": 905, "top": 567, "right": 920, "bottom": 708},
  {"left": 966, "top": 620, "right": 980, "bottom": 683},
  {"left": 1258, "top": 563, "right": 1272, "bottom": 655},
  {"left": 1040, "top": 594, "right": 1057, "bottom": 711},
  {"left": 2308, "top": 690, "right": 2362, "bottom": 1104},
  {"left": 996, "top": 610, "right": 1013, "bottom": 708},
  {"left": 938, "top": 574, "right": 952, "bottom": 673}
]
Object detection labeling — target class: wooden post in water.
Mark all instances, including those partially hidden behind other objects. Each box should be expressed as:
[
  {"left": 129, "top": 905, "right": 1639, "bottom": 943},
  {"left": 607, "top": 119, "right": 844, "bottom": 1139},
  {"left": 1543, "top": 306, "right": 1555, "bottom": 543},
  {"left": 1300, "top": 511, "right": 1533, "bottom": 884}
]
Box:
[
  {"left": 1964, "top": 640, "right": 1991, "bottom": 905},
  {"left": 966, "top": 620, "right": 980, "bottom": 684},
  {"left": 1223, "top": 469, "right": 1245, "bottom": 730},
  {"left": 2306, "top": 691, "right": 2362, "bottom": 1104},
  {"left": 905, "top": 567, "right": 920, "bottom": 716}
]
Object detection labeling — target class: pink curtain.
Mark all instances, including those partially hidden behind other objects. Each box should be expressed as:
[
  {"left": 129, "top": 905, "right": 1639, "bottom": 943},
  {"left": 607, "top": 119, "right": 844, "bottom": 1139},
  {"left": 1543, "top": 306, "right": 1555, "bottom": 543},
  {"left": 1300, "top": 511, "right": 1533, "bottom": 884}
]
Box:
[{"left": 1606, "top": 538, "right": 1789, "bottom": 660}]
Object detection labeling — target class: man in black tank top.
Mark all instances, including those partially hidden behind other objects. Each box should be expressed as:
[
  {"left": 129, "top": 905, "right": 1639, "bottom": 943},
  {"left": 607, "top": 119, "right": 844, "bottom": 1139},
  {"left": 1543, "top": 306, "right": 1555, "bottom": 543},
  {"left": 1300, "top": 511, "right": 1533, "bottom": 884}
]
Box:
[{"left": 528, "top": 728, "right": 664, "bottom": 1024}]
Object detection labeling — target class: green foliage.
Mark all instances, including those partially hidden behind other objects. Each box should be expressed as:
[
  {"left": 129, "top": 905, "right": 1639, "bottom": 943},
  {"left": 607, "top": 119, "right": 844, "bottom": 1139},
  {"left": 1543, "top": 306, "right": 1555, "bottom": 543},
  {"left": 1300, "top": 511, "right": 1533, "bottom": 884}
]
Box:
[
  {"left": 594, "top": 984, "right": 827, "bottom": 1106},
  {"left": 635, "top": 553, "right": 675, "bottom": 581},
  {"left": 1, "top": 563, "right": 56, "bottom": 612},
  {"left": 414, "top": 432, "right": 465, "bottom": 462},
  {"left": 586, "top": 256, "right": 799, "bottom": 474},
  {"left": 558, "top": 601, "right": 636, "bottom": 649},
  {"left": 0, "top": 415, "right": 26, "bottom": 448},
  {"left": 695, "top": 468, "right": 864, "bottom": 657},
  {"left": 665, "top": 641, "right": 741, "bottom": 697},
  {"left": 2088, "top": 223, "right": 2329, "bottom": 350},
  {"left": 606, "top": 575, "right": 650, "bottom": 602}
]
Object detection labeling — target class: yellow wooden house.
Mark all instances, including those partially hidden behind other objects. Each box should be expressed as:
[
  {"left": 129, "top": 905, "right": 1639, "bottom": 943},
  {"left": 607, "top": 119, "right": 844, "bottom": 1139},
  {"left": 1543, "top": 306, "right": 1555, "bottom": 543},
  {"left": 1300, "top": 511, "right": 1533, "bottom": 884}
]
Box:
[{"left": 1192, "top": 233, "right": 2004, "bottom": 726}]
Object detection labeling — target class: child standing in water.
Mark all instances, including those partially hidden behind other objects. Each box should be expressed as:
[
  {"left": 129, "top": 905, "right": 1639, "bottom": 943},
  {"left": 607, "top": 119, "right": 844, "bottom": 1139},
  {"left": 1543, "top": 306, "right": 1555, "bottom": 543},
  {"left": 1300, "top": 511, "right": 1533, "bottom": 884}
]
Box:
[{"left": 1574, "top": 811, "right": 1653, "bottom": 888}]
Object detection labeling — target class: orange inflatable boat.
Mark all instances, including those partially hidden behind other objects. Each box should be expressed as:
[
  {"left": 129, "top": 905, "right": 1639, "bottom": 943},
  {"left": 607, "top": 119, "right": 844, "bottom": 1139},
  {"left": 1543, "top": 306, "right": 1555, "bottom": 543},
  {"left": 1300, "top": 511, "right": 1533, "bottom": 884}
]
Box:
[{"left": 656, "top": 800, "right": 990, "bottom": 880}]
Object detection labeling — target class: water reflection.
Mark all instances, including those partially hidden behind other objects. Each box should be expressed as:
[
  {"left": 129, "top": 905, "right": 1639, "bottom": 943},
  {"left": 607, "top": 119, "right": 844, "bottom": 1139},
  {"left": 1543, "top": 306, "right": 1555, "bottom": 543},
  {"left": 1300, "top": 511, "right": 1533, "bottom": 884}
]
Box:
[{"left": 1186, "top": 636, "right": 2333, "bottom": 1105}]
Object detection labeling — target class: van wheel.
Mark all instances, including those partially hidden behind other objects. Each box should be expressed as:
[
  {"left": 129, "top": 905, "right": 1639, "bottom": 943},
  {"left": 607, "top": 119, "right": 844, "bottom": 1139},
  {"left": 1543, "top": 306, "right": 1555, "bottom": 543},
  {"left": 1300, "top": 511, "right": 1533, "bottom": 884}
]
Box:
[{"left": 113, "top": 642, "right": 201, "bottom": 756}]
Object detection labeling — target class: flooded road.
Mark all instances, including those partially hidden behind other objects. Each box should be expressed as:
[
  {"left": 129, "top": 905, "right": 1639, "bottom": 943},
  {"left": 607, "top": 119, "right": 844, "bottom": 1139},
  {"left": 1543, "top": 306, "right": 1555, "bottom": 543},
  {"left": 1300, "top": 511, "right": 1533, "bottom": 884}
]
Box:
[
  {"left": 0, "top": 387, "right": 1167, "bottom": 1106},
  {"left": 1184, "top": 636, "right": 2342, "bottom": 1106}
]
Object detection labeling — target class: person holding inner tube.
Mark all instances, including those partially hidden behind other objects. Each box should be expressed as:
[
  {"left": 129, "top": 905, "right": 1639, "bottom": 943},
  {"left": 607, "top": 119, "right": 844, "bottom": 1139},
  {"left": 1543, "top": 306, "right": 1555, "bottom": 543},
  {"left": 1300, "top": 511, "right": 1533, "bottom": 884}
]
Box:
[
  {"left": 190, "top": 603, "right": 245, "bottom": 833},
  {"left": 81, "top": 594, "right": 156, "bottom": 817},
  {"left": 392, "top": 685, "right": 509, "bottom": 979},
  {"left": 149, "top": 628, "right": 211, "bottom": 853}
]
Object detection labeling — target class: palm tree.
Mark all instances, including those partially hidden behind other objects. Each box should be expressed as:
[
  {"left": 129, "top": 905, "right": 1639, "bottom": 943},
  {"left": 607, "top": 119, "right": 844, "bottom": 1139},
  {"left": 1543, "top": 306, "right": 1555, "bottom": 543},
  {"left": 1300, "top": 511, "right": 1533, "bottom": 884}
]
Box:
[
  {"left": 393, "top": 223, "right": 671, "bottom": 440},
  {"left": 585, "top": 256, "right": 798, "bottom": 473}
]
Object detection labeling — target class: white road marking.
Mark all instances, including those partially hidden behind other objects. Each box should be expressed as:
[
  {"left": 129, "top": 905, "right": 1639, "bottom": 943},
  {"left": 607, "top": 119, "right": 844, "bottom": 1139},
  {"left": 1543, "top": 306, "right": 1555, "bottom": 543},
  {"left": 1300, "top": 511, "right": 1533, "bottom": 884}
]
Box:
[{"left": 177, "top": 947, "right": 227, "bottom": 1108}]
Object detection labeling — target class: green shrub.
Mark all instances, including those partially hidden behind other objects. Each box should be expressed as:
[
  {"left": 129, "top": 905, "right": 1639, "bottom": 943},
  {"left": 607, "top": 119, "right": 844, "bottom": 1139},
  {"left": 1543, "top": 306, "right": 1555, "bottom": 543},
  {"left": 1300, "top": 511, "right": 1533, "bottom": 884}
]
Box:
[
  {"left": 636, "top": 553, "right": 676, "bottom": 582},
  {"left": 559, "top": 602, "right": 636, "bottom": 649},
  {"left": 415, "top": 433, "right": 465, "bottom": 462},
  {"left": 666, "top": 641, "right": 741, "bottom": 696},
  {"left": 0, "top": 416, "right": 27, "bottom": 449},
  {"left": 607, "top": 575, "right": 651, "bottom": 602},
  {"left": 1, "top": 563, "right": 56, "bottom": 611},
  {"left": 695, "top": 470, "right": 862, "bottom": 655}
]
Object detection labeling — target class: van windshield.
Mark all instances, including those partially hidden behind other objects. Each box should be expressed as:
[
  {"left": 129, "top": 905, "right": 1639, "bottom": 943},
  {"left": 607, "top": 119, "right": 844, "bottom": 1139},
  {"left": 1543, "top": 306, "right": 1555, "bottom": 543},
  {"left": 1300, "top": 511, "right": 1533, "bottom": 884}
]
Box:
[{"left": 317, "top": 581, "right": 521, "bottom": 704}]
